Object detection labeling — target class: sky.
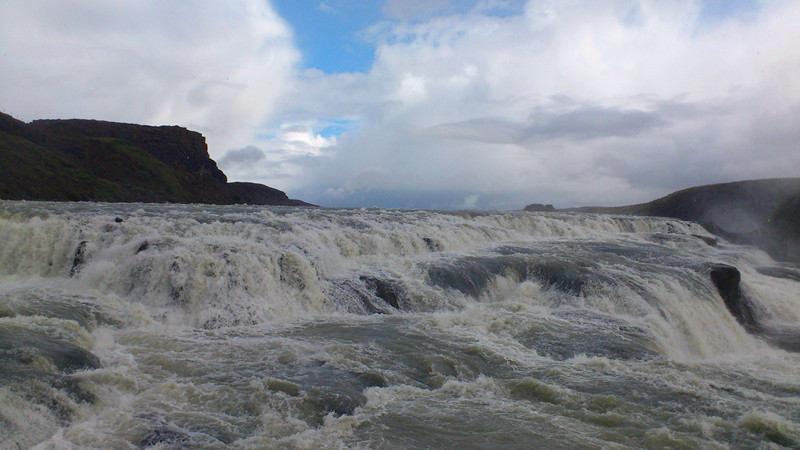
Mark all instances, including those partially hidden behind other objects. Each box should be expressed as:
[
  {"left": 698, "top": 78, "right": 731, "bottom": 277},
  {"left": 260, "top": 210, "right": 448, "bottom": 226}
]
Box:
[{"left": 1, "top": 0, "right": 799, "bottom": 209}]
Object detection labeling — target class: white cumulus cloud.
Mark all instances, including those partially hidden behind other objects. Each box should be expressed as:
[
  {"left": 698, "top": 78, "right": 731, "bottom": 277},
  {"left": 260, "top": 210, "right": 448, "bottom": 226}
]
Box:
[
  {"left": 268, "top": 0, "right": 800, "bottom": 208},
  {"left": 0, "top": 0, "right": 298, "bottom": 156}
]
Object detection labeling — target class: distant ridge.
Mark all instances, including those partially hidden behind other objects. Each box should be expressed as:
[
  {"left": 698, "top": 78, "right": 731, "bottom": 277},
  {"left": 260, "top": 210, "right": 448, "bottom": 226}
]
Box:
[
  {"left": 534, "top": 178, "right": 800, "bottom": 263},
  {"left": 565, "top": 178, "right": 800, "bottom": 232},
  {"left": 0, "top": 111, "right": 312, "bottom": 206}
]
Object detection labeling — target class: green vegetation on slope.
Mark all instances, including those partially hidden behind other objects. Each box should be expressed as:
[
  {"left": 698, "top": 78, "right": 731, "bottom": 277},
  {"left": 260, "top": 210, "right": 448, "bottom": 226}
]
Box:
[
  {"left": 0, "top": 132, "right": 188, "bottom": 202},
  {"left": 0, "top": 111, "right": 311, "bottom": 206}
]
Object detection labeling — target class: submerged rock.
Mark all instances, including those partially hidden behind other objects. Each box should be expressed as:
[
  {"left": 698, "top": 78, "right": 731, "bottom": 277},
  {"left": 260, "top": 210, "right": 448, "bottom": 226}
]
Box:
[
  {"left": 0, "top": 325, "right": 101, "bottom": 373},
  {"left": 422, "top": 237, "right": 442, "bottom": 251}
]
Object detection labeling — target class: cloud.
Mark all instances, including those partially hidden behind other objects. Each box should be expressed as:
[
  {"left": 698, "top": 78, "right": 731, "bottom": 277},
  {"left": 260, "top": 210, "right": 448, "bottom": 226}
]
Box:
[
  {"left": 423, "top": 103, "right": 668, "bottom": 144},
  {"left": 218, "top": 146, "right": 266, "bottom": 168},
  {"left": 3, "top": 0, "right": 800, "bottom": 209},
  {"left": 267, "top": 0, "right": 800, "bottom": 208},
  {"left": 0, "top": 0, "right": 298, "bottom": 155}
]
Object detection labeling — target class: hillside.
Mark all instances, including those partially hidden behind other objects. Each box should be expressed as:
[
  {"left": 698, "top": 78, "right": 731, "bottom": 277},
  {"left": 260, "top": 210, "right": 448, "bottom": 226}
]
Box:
[
  {"left": 562, "top": 179, "right": 800, "bottom": 262},
  {"left": 0, "top": 112, "right": 311, "bottom": 206},
  {"left": 568, "top": 179, "right": 800, "bottom": 232}
]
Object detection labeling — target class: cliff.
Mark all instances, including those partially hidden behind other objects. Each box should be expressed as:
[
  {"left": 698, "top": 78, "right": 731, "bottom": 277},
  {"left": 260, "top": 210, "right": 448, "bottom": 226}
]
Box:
[{"left": 0, "top": 112, "right": 311, "bottom": 206}]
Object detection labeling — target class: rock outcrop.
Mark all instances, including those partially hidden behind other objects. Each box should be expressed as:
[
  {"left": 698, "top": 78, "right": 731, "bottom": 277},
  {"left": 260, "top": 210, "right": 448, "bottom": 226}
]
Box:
[
  {"left": 708, "top": 264, "right": 758, "bottom": 329},
  {"left": 0, "top": 111, "right": 312, "bottom": 206},
  {"left": 523, "top": 203, "right": 556, "bottom": 212}
]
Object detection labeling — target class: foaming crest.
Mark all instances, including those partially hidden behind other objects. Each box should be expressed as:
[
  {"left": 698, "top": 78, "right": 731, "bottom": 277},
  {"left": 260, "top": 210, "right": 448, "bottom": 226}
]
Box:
[{"left": 0, "top": 201, "right": 790, "bottom": 360}]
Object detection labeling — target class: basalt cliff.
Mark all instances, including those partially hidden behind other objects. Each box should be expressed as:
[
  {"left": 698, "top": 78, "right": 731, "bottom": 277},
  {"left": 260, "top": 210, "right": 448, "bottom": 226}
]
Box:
[{"left": 0, "top": 112, "right": 311, "bottom": 206}]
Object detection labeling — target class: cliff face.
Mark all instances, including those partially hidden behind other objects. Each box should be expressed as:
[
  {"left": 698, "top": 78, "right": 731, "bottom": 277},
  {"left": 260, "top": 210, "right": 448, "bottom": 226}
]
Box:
[{"left": 0, "top": 112, "right": 311, "bottom": 206}]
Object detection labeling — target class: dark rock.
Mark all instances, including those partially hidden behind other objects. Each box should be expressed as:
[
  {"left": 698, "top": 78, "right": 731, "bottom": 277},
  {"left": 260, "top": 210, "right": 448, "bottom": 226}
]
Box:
[
  {"left": 0, "top": 326, "right": 101, "bottom": 373},
  {"left": 114, "top": 217, "right": 123, "bottom": 223},
  {"left": 426, "top": 258, "right": 496, "bottom": 298},
  {"left": 226, "top": 182, "right": 313, "bottom": 206},
  {"left": 422, "top": 237, "right": 442, "bottom": 251},
  {"left": 358, "top": 371, "right": 388, "bottom": 388},
  {"left": 708, "top": 264, "right": 758, "bottom": 329},
  {"left": 359, "top": 276, "right": 402, "bottom": 310},
  {"left": 136, "top": 241, "right": 150, "bottom": 254},
  {"left": 705, "top": 264, "right": 800, "bottom": 352},
  {"left": 524, "top": 203, "right": 556, "bottom": 212},
  {"left": 69, "top": 241, "right": 87, "bottom": 277}
]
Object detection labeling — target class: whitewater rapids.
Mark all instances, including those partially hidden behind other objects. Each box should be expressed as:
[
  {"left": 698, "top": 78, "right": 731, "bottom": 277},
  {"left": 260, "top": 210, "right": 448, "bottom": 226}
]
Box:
[{"left": 1, "top": 201, "right": 799, "bottom": 448}]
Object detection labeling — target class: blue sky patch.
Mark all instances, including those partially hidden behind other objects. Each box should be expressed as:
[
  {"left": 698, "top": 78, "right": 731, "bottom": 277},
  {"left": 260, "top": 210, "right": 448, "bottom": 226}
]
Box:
[
  {"left": 699, "top": 0, "right": 759, "bottom": 23},
  {"left": 319, "top": 118, "right": 357, "bottom": 138},
  {"left": 271, "top": 0, "right": 527, "bottom": 74},
  {"left": 271, "top": 0, "right": 383, "bottom": 73}
]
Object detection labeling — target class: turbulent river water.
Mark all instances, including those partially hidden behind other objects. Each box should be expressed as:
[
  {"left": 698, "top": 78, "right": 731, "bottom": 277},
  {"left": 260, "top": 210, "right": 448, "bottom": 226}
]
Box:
[{"left": 1, "top": 201, "right": 799, "bottom": 449}]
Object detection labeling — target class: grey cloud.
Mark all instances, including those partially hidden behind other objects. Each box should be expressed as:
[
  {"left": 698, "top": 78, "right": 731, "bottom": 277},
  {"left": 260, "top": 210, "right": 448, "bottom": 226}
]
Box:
[
  {"left": 422, "top": 118, "right": 524, "bottom": 144},
  {"left": 526, "top": 107, "right": 665, "bottom": 140},
  {"left": 218, "top": 146, "right": 266, "bottom": 168},
  {"left": 423, "top": 105, "right": 667, "bottom": 144}
]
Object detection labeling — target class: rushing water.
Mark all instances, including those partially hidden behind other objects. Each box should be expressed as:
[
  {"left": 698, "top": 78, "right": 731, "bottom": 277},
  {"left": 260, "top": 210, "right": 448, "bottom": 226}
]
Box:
[{"left": 1, "top": 201, "right": 799, "bottom": 449}]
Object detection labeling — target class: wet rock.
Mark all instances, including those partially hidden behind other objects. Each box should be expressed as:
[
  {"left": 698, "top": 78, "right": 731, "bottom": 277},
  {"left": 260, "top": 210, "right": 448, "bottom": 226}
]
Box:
[
  {"left": 360, "top": 276, "right": 402, "bottom": 310},
  {"left": 0, "top": 326, "right": 101, "bottom": 373},
  {"left": 357, "top": 371, "right": 388, "bottom": 388},
  {"left": 136, "top": 241, "right": 150, "bottom": 254},
  {"left": 69, "top": 240, "right": 87, "bottom": 277},
  {"left": 708, "top": 264, "right": 758, "bottom": 329},
  {"left": 426, "top": 259, "right": 495, "bottom": 298},
  {"left": 265, "top": 378, "right": 302, "bottom": 397},
  {"left": 114, "top": 217, "right": 123, "bottom": 223},
  {"left": 422, "top": 237, "right": 442, "bottom": 251}
]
